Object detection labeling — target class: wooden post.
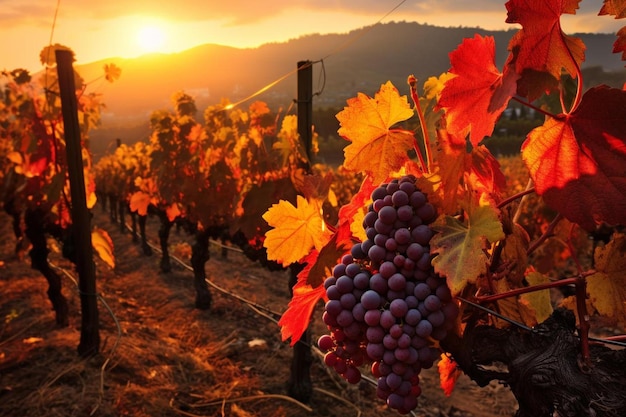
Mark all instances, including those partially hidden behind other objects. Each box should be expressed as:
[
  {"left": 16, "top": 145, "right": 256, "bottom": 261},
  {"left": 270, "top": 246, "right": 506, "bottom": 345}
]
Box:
[
  {"left": 297, "top": 61, "right": 313, "bottom": 162},
  {"left": 55, "top": 49, "right": 100, "bottom": 357}
]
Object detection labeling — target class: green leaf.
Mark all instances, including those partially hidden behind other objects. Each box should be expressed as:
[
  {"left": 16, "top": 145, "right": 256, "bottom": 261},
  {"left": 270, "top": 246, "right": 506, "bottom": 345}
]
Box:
[{"left": 431, "top": 205, "right": 504, "bottom": 294}]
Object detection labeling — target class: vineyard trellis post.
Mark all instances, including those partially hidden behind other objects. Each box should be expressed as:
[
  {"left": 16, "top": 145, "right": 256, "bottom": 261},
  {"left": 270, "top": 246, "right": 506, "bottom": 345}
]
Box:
[
  {"left": 297, "top": 60, "right": 313, "bottom": 162},
  {"left": 55, "top": 49, "right": 100, "bottom": 357}
]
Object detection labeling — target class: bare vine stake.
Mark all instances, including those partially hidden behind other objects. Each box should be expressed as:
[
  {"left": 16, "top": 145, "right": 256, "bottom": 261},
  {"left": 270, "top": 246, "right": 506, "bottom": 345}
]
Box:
[{"left": 55, "top": 49, "right": 100, "bottom": 356}]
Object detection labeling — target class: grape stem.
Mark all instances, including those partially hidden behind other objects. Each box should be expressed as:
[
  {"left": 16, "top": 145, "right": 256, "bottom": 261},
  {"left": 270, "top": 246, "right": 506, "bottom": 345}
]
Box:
[
  {"left": 408, "top": 75, "right": 432, "bottom": 173},
  {"left": 526, "top": 213, "right": 563, "bottom": 256},
  {"left": 497, "top": 186, "right": 536, "bottom": 210}
]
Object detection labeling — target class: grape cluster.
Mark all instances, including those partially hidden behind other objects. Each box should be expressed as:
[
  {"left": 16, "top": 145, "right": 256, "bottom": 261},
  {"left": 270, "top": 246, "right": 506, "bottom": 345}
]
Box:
[{"left": 318, "top": 175, "right": 459, "bottom": 414}]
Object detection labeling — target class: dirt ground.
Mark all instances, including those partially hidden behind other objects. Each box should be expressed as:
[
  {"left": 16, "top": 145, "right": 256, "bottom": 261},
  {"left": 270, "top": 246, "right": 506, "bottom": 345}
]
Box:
[{"left": 0, "top": 205, "right": 519, "bottom": 417}]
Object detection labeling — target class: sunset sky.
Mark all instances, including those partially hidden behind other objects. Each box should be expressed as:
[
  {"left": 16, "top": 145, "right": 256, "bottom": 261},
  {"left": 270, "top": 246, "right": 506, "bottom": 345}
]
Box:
[{"left": 2, "top": 0, "right": 623, "bottom": 72}]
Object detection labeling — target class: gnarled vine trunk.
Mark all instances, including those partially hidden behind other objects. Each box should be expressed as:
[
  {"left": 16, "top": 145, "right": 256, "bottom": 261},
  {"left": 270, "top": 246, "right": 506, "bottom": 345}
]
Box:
[
  {"left": 441, "top": 308, "right": 626, "bottom": 417},
  {"left": 190, "top": 229, "right": 212, "bottom": 310},
  {"left": 24, "top": 209, "right": 69, "bottom": 327},
  {"left": 137, "top": 214, "right": 152, "bottom": 256},
  {"left": 157, "top": 211, "right": 173, "bottom": 273}
]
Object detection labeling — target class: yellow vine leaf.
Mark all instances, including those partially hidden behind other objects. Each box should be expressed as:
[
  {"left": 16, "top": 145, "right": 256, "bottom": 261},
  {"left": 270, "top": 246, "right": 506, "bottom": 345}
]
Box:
[
  {"left": 263, "top": 196, "right": 331, "bottom": 267},
  {"left": 521, "top": 271, "right": 553, "bottom": 325},
  {"left": 587, "top": 233, "right": 626, "bottom": 326},
  {"left": 431, "top": 203, "right": 504, "bottom": 294},
  {"left": 92, "top": 227, "right": 115, "bottom": 269},
  {"left": 336, "top": 81, "right": 415, "bottom": 184}
]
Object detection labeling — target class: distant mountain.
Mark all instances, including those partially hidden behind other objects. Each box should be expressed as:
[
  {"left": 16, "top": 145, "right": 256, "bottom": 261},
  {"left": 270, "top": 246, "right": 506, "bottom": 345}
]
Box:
[{"left": 81, "top": 21, "right": 625, "bottom": 157}]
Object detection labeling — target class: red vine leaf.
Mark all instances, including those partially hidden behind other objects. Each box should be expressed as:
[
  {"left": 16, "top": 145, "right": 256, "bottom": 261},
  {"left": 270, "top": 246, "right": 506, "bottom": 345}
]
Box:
[
  {"left": 438, "top": 35, "right": 518, "bottom": 146},
  {"left": 336, "top": 81, "right": 415, "bottom": 184},
  {"left": 587, "top": 233, "right": 626, "bottom": 326},
  {"left": 521, "top": 86, "right": 626, "bottom": 230},
  {"left": 278, "top": 279, "right": 326, "bottom": 345},
  {"left": 505, "top": 0, "right": 586, "bottom": 79}
]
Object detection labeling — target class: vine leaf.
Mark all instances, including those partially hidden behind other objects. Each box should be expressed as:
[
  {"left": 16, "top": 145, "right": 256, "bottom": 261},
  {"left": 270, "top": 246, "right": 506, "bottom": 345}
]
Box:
[
  {"left": 431, "top": 202, "right": 505, "bottom": 294},
  {"left": 437, "top": 34, "right": 518, "bottom": 146},
  {"left": 521, "top": 271, "right": 553, "bottom": 324},
  {"left": 599, "top": 0, "right": 626, "bottom": 17},
  {"left": 587, "top": 233, "right": 626, "bottom": 326},
  {"left": 278, "top": 279, "right": 326, "bottom": 345},
  {"left": 92, "top": 227, "right": 115, "bottom": 269},
  {"left": 438, "top": 354, "right": 462, "bottom": 396},
  {"left": 505, "top": 0, "right": 586, "bottom": 79},
  {"left": 521, "top": 86, "right": 626, "bottom": 230},
  {"left": 336, "top": 81, "right": 415, "bottom": 184},
  {"left": 263, "top": 196, "right": 331, "bottom": 267},
  {"left": 104, "top": 63, "right": 121, "bottom": 83},
  {"left": 129, "top": 191, "right": 152, "bottom": 216}
]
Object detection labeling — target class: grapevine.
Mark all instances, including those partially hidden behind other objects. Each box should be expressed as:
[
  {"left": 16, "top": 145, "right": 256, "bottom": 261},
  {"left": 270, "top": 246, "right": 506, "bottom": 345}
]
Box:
[{"left": 263, "top": 1, "right": 626, "bottom": 416}]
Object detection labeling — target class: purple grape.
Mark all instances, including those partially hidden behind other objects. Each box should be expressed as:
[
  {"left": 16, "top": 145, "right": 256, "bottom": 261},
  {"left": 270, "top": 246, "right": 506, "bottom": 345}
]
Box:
[
  {"left": 364, "top": 309, "right": 381, "bottom": 326},
  {"left": 399, "top": 180, "right": 416, "bottom": 194},
  {"left": 410, "top": 191, "right": 426, "bottom": 208},
  {"left": 394, "top": 347, "right": 411, "bottom": 362},
  {"left": 427, "top": 309, "right": 445, "bottom": 328},
  {"left": 332, "top": 264, "right": 346, "bottom": 279},
  {"left": 361, "top": 290, "right": 382, "bottom": 310},
  {"left": 340, "top": 293, "right": 357, "bottom": 310},
  {"left": 397, "top": 333, "right": 411, "bottom": 349},
  {"left": 374, "top": 233, "right": 388, "bottom": 247},
  {"left": 385, "top": 237, "right": 398, "bottom": 252},
  {"left": 368, "top": 244, "right": 387, "bottom": 263},
  {"left": 392, "top": 190, "right": 409, "bottom": 206},
  {"left": 424, "top": 294, "right": 442, "bottom": 312},
  {"left": 325, "top": 299, "right": 342, "bottom": 316},
  {"left": 372, "top": 186, "right": 388, "bottom": 201},
  {"left": 378, "top": 205, "right": 397, "bottom": 224},
  {"left": 388, "top": 273, "right": 406, "bottom": 291},
  {"left": 369, "top": 273, "right": 388, "bottom": 293},
  {"left": 345, "top": 262, "right": 361, "bottom": 277},
  {"left": 406, "top": 243, "right": 425, "bottom": 261},
  {"left": 390, "top": 299, "right": 408, "bottom": 318},
  {"left": 380, "top": 310, "right": 396, "bottom": 329},
  {"left": 351, "top": 243, "right": 367, "bottom": 259},
  {"left": 353, "top": 272, "right": 370, "bottom": 289},
  {"left": 386, "top": 373, "right": 402, "bottom": 390},
  {"left": 326, "top": 284, "right": 341, "bottom": 300},
  {"left": 417, "top": 203, "right": 437, "bottom": 223},
  {"left": 394, "top": 228, "right": 411, "bottom": 245},
  {"left": 389, "top": 323, "right": 403, "bottom": 338},
  {"left": 414, "top": 282, "right": 431, "bottom": 300},
  {"left": 318, "top": 334, "right": 335, "bottom": 351},
  {"left": 379, "top": 261, "right": 397, "bottom": 278},
  {"left": 335, "top": 276, "right": 354, "bottom": 294},
  {"left": 360, "top": 239, "right": 374, "bottom": 256},
  {"left": 416, "top": 319, "right": 433, "bottom": 338},
  {"left": 383, "top": 334, "right": 398, "bottom": 350},
  {"left": 411, "top": 224, "right": 433, "bottom": 246},
  {"left": 352, "top": 303, "right": 366, "bottom": 322},
  {"left": 336, "top": 310, "right": 354, "bottom": 327},
  {"left": 366, "top": 326, "right": 384, "bottom": 343},
  {"left": 364, "top": 210, "right": 378, "bottom": 227},
  {"left": 386, "top": 181, "right": 400, "bottom": 194},
  {"left": 397, "top": 205, "right": 413, "bottom": 222},
  {"left": 405, "top": 308, "right": 422, "bottom": 326},
  {"left": 374, "top": 219, "right": 393, "bottom": 235}
]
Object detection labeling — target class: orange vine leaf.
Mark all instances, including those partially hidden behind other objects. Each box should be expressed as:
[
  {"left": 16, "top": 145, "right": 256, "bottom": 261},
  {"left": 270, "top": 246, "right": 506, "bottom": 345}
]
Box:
[
  {"left": 129, "top": 191, "right": 152, "bottom": 216},
  {"left": 521, "top": 86, "right": 626, "bottom": 230},
  {"left": 438, "top": 354, "right": 462, "bottom": 396},
  {"left": 92, "top": 227, "right": 115, "bottom": 269},
  {"left": 263, "top": 196, "right": 331, "bottom": 267},
  {"left": 505, "top": 0, "right": 586, "bottom": 80},
  {"left": 437, "top": 34, "right": 518, "bottom": 146},
  {"left": 336, "top": 81, "right": 415, "bottom": 184},
  {"left": 599, "top": 0, "right": 626, "bottom": 18}
]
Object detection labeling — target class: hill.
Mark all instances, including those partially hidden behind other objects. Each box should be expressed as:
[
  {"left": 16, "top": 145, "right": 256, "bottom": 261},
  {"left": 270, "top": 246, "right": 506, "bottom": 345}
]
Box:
[{"left": 82, "top": 21, "right": 625, "bottom": 157}]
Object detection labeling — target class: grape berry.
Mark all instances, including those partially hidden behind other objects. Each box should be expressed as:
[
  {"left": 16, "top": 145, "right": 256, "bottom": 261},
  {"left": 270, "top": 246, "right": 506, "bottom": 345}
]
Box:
[{"left": 318, "top": 175, "right": 458, "bottom": 414}]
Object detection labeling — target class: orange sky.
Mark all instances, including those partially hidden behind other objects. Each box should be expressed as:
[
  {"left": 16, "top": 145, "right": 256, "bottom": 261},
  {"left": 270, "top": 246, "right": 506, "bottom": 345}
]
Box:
[{"left": 2, "top": 0, "right": 623, "bottom": 72}]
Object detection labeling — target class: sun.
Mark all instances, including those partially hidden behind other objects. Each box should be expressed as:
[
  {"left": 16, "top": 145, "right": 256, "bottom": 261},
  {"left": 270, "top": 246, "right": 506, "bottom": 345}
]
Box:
[{"left": 136, "top": 25, "right": 166, "bottom": 53}]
